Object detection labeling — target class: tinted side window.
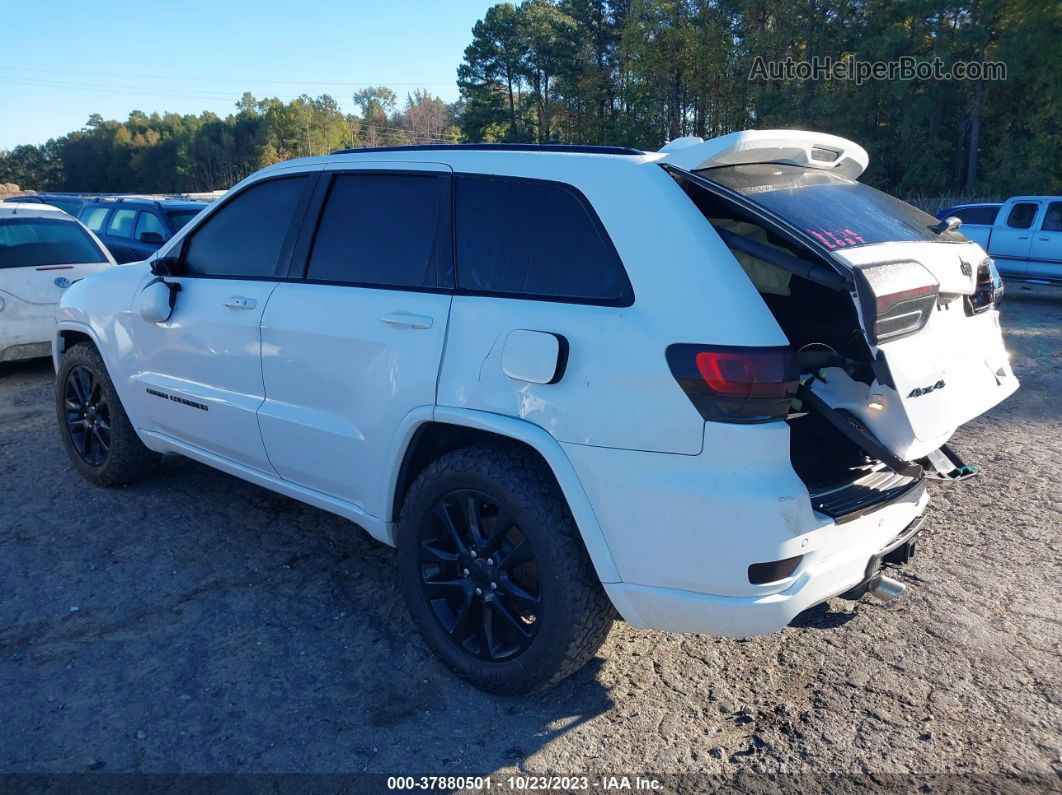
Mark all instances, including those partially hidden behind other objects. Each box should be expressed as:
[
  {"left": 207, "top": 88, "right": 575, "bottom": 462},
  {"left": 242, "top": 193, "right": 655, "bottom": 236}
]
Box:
[
  {"left": 306, "top": 173, "right": 441, "bottom": 287},
  {"left": 183, "top": 177, "right": 307, "bottom": 277},
  {"left": 455, "top": 176, "right": 630, "bottom": 304},
  {"left": 107, "top": 208, "right": 137, "bottom": 238},
  {"left": 81, "top": 206, "right": 109, "bottom": 232},
  {"left": 1006, "top": 202, "right": 1038, "bottom": 229},
  {"left": 135, "top": 211, "right": 167, "bottom": 241},
  {"left": 1040, "top": 202, "right": 1062, "bottom": 232}
]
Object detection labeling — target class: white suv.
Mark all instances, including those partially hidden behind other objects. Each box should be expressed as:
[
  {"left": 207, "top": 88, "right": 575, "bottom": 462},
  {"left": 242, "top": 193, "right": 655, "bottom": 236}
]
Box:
[{"left": 52, "top": 130, "right": 1018, "bottom": 693}]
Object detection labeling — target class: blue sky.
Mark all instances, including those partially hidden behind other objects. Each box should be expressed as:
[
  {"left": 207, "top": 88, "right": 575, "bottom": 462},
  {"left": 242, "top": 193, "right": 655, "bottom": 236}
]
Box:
[{"left": 1, "top": 0, "right": 495, "bottom": 150}]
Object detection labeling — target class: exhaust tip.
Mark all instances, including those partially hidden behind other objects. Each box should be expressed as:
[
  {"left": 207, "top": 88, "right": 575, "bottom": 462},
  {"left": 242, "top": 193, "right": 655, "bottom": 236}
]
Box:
[{"left": 867, "top": 574, "right": 906, "bottom": 602}]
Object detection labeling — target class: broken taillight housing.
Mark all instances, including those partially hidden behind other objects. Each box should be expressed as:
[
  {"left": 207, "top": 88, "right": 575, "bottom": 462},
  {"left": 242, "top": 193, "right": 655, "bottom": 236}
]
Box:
[
  {"left": 666, "top": 345, "right": 799, "bottom": 423},
  {"left": 853, "top": 261, "right": 939, "bottom": 344},
  {"left": 967, "top": 257, "right": 1004, "bottom": 315}
]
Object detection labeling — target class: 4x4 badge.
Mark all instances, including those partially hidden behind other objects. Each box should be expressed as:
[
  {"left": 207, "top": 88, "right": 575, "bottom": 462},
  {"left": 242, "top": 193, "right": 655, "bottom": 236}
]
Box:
[{"left": 908, "top": 380, "right": 945, "bottom": 398}]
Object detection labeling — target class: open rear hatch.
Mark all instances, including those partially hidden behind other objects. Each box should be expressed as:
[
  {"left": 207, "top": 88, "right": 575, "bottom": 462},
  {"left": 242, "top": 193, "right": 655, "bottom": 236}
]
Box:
[{"left": 662, "top": 129, "right": 1018, "bottom": 472}]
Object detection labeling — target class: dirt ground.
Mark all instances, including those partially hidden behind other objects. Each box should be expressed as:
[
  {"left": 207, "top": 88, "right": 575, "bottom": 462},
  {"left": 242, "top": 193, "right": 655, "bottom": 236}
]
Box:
[{"left": 0, "top": 286, "right": 1059, "bottom": 789}]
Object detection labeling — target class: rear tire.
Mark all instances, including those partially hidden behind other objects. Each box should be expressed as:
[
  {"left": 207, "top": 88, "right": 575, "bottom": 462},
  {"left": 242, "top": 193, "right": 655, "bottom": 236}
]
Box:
[
  {"left": 397, "top": 445, "right": 614, "bottom": 694},
  {"left": 56, "top": 342, "right": 160, "bottom": 487}
]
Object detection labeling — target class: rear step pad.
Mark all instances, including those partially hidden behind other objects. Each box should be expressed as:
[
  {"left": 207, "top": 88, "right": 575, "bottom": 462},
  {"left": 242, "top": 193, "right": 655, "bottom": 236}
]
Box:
[
  {"left": 919, "top": 443, "right": 979, "bottom": 481},
  {"left": 810, "top": 465, "right": 921, "bottom": 523}
]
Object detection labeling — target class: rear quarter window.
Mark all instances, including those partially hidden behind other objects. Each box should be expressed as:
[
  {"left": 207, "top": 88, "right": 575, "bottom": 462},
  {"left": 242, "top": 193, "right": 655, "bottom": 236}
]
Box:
[
  {"left": 455, "top": 175, "right": 632, "bottom": 305},
  {"left": 0, "top": 218, "right": 107, "bottom": 268}
]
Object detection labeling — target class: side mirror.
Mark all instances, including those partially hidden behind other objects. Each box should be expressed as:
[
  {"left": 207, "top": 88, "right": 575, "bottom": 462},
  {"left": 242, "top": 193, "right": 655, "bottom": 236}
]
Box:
[
  {"left": 150, "top": 254, "right": 180, "bottom": 276},
  {"left": 136, "top": 279, "right": 177, "bottom": 323},
  {"left": 931, "top": 215, "right": 961, "bottom": 234},
  {"left": 139, "top": 231, "right": 165, "bottom": 245}
]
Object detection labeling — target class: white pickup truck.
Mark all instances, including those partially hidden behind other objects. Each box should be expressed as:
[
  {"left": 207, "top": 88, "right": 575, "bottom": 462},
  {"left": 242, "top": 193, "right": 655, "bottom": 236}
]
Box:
[{"left": 938, "top": 196, "right": 1062, "bottom": 284}]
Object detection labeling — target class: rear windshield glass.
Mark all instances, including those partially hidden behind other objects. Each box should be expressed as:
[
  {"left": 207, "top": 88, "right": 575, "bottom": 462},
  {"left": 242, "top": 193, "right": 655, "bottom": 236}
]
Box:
[
  {"left": 165, "top": 209, "right": 202, "bottom": 231},
  {"left": 0, "top": 217, "right": 107, "bottom": 268},
  {"left": 702, "top": 164, "right": 964, "bottom": 249}
]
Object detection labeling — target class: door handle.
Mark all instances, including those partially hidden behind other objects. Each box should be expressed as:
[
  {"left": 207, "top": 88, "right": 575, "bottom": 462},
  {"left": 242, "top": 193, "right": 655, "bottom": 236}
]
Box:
[
  {"left": 380, "top": 313, "right": 433, "bottom": 329},
  {"left": 1018, "top": 235, "right": 1029, "bottom": 240},
  {"left": 1040, "top": 237, "right": 1050, "bottom": 241},
  {"left": 223, "top": 296, "right": 257, "bottom": 310}
]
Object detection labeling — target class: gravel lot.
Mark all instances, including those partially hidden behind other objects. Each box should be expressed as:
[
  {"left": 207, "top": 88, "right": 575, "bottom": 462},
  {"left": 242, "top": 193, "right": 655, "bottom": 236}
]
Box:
[{"left": 1, "top": 287, "right": 1060, "bottom": 787}]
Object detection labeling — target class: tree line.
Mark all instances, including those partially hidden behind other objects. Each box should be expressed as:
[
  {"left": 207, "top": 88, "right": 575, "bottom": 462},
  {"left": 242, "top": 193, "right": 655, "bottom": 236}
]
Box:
[
  {"left": 2, "top": 0, "right": 1059, "bottom": 199},
  {"left": 0, "top": 88, "right": 459, "bottom": 195}
]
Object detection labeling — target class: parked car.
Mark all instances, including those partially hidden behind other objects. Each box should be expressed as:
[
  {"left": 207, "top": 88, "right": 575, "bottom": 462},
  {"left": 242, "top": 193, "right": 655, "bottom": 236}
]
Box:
[
  {"left": 938, "top": 197, "right": 1062, "bottom": 283},
  {"left": 52, "top": 131, "right": 1018, "bottom": 693},
  {"left": 0, "top": 203, "right": 115, "bottom": 363},
  {"left": 2, "top": 193, "right": 89, "bottom": 217},
  {"left": 78, "top": 197, "right": 207, "bottom": 263}
]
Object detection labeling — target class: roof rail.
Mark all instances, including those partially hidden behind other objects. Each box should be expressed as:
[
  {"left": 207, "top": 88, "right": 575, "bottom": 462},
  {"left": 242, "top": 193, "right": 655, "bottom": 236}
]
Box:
[{"left": 329, "top": 143, "right": 645, "bottom": 156}]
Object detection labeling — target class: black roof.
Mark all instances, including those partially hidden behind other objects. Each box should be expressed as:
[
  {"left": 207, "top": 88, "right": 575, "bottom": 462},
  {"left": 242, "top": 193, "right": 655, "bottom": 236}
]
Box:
[{"left": 329, "top": 143, "right": 645, "bottom": 156}]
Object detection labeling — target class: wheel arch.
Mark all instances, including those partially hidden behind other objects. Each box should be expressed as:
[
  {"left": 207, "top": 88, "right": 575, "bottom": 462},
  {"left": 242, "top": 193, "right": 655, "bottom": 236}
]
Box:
[
  {"left": 387, "top": 407, "right": 621, "bottom": 584},
  {"left": 53, "top": 322, "right": 101, "bottom": 371}
]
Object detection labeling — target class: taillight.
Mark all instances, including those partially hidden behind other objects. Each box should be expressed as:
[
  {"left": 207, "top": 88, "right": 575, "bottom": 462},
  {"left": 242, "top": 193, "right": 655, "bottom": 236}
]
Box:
[
  {"left": 666, "top": 344, "right": 798, "bottom": 423},
  {"left": 854, "top": 261, "right": 939, "bottom": 344}
]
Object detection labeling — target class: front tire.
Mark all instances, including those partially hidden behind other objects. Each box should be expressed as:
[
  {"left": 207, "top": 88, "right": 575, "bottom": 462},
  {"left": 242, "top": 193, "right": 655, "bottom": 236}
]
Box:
[
  {"left": 397, "top": 445, "right": 614, "bottom": 694},
  {"left": 55, "top": 342, "right": 160, "bottom": 487}
]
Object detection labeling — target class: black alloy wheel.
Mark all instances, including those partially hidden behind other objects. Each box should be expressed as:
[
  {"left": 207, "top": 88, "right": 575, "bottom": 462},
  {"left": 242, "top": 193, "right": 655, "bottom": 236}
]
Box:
[
  {"left": 418, "top": 489, "right": 541, "bottom": 661},
  {"left": 63, "top": 364, "right": 112, "bottom": 466}
]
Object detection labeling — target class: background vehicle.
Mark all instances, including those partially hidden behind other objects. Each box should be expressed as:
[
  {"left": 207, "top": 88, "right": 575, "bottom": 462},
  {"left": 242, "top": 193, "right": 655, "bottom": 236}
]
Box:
[
  {"left": 52, "top": 131, "right": 1017, "bottom": 693},
  {"left": 78, "top": 197, "right": 207, "bottom": 263},
  {"left": 0, "top": 203, "right": 115, "bottom": 362},
  {"left": 2, "top": 193, "right": 89, "bottom": 217},
  {"left": 938, "top": 197, "right": 1062, "bottom": 283}
]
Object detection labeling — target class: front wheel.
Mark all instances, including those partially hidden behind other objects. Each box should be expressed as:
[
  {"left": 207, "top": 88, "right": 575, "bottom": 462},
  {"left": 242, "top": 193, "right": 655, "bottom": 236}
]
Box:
[
  {"left": 55, "top": 342, "right": 160, "bottom": 487},
  {"left": 397, "top": 445, "right": 614, "bottom": 694}
]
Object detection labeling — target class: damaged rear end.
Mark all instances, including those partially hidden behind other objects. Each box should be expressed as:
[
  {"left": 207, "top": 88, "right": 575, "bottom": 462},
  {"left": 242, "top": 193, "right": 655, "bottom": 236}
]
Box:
[{"left": 660, "top": 130, "right": 1018, "bottom": 604}]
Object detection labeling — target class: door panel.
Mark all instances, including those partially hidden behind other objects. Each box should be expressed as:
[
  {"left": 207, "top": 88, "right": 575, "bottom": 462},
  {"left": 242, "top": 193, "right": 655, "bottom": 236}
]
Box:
[
  {"left": 1028, "top": 202, "right": 1062, "bottom": 280},
  {"left": 129, "top": 277, "right": 280, "bottom": 471},
  {"left": 989, "top": 201, "right": 1041, "bottom": 277},
  {"left": 126, "top": 172, "right": 317, "bottom": 469},
  {"left": 256, "top": 163, "right": 453, "bottom": 514},
  {"left": 258, "top": 284, "right": 451, "bottom": 508}
]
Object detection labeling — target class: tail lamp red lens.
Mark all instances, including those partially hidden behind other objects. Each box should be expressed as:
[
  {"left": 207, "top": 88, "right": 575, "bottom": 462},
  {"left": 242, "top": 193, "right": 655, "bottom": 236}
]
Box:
[{"left": 667, "top": 345, "right": 798, "bottom": 423}]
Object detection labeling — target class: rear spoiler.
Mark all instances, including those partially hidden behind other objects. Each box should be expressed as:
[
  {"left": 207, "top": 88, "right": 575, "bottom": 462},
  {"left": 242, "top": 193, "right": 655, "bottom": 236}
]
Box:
[{"left": 657, "top": 129, "right": 869, "bottom": 180}]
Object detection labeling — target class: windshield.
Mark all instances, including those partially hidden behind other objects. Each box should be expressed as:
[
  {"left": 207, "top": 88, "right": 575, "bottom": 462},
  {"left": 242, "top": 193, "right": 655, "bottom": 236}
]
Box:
[
  {"left": 702, "top": 163, "right": 964, "bottom": 249},
  {"left": 0, "top": 217, "right": 107, "bottom": 268},
  {"left": 165, "top": 209, "right": 202, "bottom": 231}
]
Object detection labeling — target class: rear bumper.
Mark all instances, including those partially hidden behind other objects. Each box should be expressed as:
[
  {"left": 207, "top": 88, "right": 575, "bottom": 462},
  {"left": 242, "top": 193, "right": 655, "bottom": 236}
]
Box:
[
  {"left": 0, "top": 294, "right": 55, "bottom": 361},
  {"left": 603, "top": 483, "right": 928, "bottom": 637},
  {"left": 562, "top": 422, "right": 930, "bottom": 637}
]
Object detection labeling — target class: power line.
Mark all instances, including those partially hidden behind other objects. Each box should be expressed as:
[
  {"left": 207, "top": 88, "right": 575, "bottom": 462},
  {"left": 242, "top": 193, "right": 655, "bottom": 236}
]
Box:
[{"left": 0, "top": 65, "right": 454, "bottom": 88}]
